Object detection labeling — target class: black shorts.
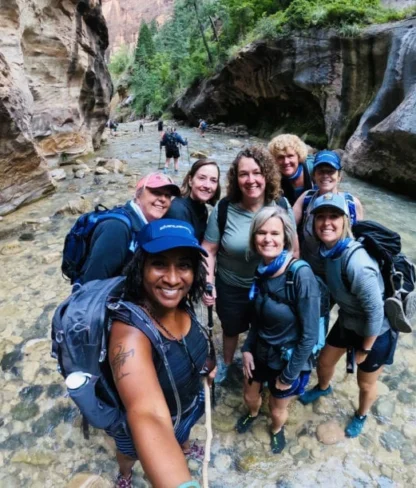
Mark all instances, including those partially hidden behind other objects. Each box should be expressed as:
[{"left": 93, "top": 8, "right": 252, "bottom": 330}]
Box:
[
  {"left": 326, "top": 320, "right": 398, "bottom": 373},
  {"left": 250, "top": 360, "right": 311, "bottom": 399},
  {"left": 215, "top": 275, "right": 252, "bottom": 336},
  {"left": 166, "top": 148, "right": 180, "bottom": 159}
]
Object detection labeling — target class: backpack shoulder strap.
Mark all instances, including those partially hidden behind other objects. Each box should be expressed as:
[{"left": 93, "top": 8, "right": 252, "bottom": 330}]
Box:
[
  {"left": 217, "top": 198, "right": 230, "bottom": 240},
  {"left": 344, "top": 193, "right": 357, "bottom": 225},
  {"left": 341, "top": 242, "right": 363, "bottom": 291},
  {"left": 276, "top": 195, "right": 289, "bottom": 211},
  {"left": 302, "top": 189, "right": 317, "bottom": 217},
  {"left": 285, "top": 259, "right": 311, "bottom": 303}
]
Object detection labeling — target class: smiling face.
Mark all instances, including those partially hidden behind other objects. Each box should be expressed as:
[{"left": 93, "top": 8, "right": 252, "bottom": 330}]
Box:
[
  {"left": 189, "top": 164, "right": 219, "bottom": 203},
  {"left": 254, "top": 217, "right": 285, "bottom": 264},
  {"left": 314, "top": 208, "right": 345, "bottom": 248},
  {"left": 143, "top": 248, "right": 195, "bottom": 311},
  {"left": 275, "top": 148, "right": 300, "bottom": 178},
  {"left": 314, "top": 164, "right": 341, "bottom": 193},
  {"left": 136, "top": 187, "right": 172, "bottom": 221},
  {"left": 237, "top": 157, "right": 266, "bottom": 202}
]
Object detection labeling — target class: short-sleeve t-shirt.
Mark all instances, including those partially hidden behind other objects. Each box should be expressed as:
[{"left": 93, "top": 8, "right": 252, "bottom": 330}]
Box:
[{"left": 204, "top": 202, "right": 261, "bottom": 288}]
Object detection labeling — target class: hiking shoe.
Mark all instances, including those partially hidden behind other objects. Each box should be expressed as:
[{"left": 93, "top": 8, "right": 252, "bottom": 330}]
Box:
[
  {"left": 298, "top": 384, "right": 333, "bottom": 405},
  {"left": 385, "top": 296, "right": 412, "bottom": 333},
  {"left": 236, "top": 413, "right": 258, "bottom": 434},
  {"left": 404, "top": 290, "right": 416, "bottom": 321},
  {"left": 163, "top": 168, "right": 168, "bottom": 174},
  {"left": 271, "top": 428, "right": 286, "bottom": 454},
  {"left": 214, "top": 361, "right": 229, "bottom": 384},
  {"left": 345, "top": 413, "right": 367, "bottom": 438},
  {"left": 115, "top": 472, "right": 132, "bottom": 488},
  {"left": 174, "top": 169, "right": 179, "bottom": 174}
]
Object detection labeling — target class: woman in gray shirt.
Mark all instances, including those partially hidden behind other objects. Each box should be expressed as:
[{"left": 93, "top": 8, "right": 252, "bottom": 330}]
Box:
[{"left": 299, "top": 193, "right": 397, "bottom": 439}]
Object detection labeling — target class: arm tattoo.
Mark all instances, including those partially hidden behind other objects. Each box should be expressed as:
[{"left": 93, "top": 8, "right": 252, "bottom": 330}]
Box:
[{"left": 111, "top": 343, "right": 135, "bottom": 382}]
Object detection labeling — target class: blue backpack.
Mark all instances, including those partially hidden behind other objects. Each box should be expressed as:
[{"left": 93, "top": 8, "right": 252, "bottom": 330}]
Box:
[
  {"left": 51, "top": 277, "right": 184, "bottom": 436},
  {"left": 276, "top": 259, "right": 330, "bottom": 363},
  {"left": 61, "top": 204, "right": 139, "bottom": 284},
  {"left": 302, "top": 190, "right": 357, "bottom": 226}
]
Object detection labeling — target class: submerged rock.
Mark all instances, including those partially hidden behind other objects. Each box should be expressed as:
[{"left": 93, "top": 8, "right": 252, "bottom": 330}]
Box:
[
  {"left": 316, "top": 420, "right": 345, "bottom": 445},
  {"left": 66, "top": 473, "right": 112, "bottom": 488}
]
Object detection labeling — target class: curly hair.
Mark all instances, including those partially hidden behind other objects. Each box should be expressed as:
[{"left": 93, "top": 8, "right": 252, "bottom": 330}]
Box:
[
  {"left": 180, "top": 159, "right": 221, "bottom": 206},
  {"left": 268, "top": 134, "right": 308, "bottom": 163},
  {"left": 226, "top": 146, "right": 282, "bottom": 204},
  {"left": 122, "top": 248, "right": 207, "bottom": 306}
]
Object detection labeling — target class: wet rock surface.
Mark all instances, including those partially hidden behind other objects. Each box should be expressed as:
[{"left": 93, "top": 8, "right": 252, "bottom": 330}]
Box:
[{"left": 0, "top": 121, "right": 416, "bottom": 486}]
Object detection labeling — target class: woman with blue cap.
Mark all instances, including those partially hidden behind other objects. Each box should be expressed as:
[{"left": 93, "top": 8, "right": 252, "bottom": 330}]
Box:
[
  {"left": 293, "top": 149, "right": 363, "bottom": 278},
  {"left": 107, "top": 219, "right": 214, "bottom": 488},
  {"left": 299, "top": 193, "right": 397, "bottom": 439}
]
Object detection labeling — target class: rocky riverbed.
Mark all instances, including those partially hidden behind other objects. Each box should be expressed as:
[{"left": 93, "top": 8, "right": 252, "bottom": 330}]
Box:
[{"left": 1, "top": 121, "right": 416, "bottom": 487}]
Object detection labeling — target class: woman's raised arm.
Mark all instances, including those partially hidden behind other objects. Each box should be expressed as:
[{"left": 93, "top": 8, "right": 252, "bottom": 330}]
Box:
[{"left": 109, "top": 321, "right": 192, "bottom": 488}]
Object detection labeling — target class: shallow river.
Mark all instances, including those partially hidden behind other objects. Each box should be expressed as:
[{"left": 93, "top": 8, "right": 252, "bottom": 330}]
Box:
[{"left": 1, "top": 122, "right": 416, "bottom": 488}]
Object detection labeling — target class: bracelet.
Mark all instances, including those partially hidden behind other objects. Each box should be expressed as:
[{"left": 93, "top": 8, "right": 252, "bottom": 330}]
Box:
[
  {"left": 359, "top": 348, "right": 372, "bottom": 354},
  {"left": 177, "top": 481, "right": 201, "bottom": 488}
]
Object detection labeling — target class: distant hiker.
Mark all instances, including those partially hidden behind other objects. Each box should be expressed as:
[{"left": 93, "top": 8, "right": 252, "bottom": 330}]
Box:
[
  {"left": 165, "top": 159, "right": 221, "bottom": 242},
  {"left": 107, "top": 119, "right": 118, "bottom": 135},
  {"left": 293, "top": 150, "right": 364, "bottom": 279},
  {"left": 108, "top": 220, "right": 214, "bottom": 487},
  {"left": 198, "top": 119, "right": 207, "bottom": 137},
  {"left": 299, "top": 193, "right": 398, "bottom": 439},
  {"left": 157, "top": 119, "right": 164, "bottom": 133},
  {"left": 139, "top": 119, "right": 144, "bottom": 132},
  {"left": 268, "top": 134, "right": 315, "bottom": 206},
  {"left": 74, "top": 173, "right": 180, "bottom": 284},
  {"left": 160, "top": 127, "right": 188, "bottom": 174},
  {"left": 237, "top": 206, "right": 322, "bottom": 454}
]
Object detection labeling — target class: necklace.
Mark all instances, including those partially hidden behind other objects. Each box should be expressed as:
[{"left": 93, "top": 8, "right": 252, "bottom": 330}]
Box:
[{"left": 141, "top": 303, "right": 182, "bottom": 341}]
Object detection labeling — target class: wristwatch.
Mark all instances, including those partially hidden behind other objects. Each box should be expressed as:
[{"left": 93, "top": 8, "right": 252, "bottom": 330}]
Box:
[{"left": 359, "top": 348, "right": 372, "bottom": 354}]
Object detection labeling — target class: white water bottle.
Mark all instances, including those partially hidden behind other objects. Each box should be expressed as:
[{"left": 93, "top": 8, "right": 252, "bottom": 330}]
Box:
[{"left": 65, "top": 371, "right": 91, "bottom": 390}]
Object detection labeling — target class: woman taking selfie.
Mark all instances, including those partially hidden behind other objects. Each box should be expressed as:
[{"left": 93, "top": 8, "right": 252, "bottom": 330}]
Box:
[{"left": 108, "top": 219, "right": 214, "bottom": 488}]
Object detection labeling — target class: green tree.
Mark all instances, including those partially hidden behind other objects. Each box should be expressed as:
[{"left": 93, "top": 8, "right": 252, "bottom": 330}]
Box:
[{"left": 134, "top": 21, "right": 156, "bottom": 67}]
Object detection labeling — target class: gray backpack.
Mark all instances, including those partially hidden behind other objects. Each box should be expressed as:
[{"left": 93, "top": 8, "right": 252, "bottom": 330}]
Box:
[{"left": 51, "top": 277, "right": 183, "bottom": 435}]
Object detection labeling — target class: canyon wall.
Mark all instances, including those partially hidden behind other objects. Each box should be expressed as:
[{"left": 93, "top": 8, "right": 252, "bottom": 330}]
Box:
[
  {"left": 0, "top": 0, "right": 113, "bottom": 215},
  {"left": 173, "top": 19, "right": 416, "bottom": 197},
  {"left": 102, "top": 0, "right": 175, "bottom": 56}
]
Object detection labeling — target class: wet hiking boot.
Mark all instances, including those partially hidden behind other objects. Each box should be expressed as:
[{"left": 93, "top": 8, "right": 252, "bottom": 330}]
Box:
[
  {"left": 115, "top": 472, "right": 132, "bottom": 488},
  {"left": 271, "top": 428, "right": 286, "bottom": 454},
  {"left": 236, "top": 413, "right": 259, "bottom": 434},
  {"left": 384, "top": 296, "right": 412, "bottom": 333},
  {"left": 298, "top": 384, "right": 333, "bottom": 405},
  {"left": 214, "top": 361, "right": 229, "bottom": 384},
  {"left": 345, "top": 413, "right": 367, "bottom": 438}
]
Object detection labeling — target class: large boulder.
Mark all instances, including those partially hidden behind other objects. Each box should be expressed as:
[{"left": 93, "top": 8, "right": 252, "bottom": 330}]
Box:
[{"left": 0, "top": 0, "right": 112, "bottom": 215}]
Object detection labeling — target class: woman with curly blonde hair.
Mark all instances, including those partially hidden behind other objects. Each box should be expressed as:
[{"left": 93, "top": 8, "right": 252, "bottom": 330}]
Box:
[
  {"left": 268, "top": 134, "right": 315, "bottom": 206},
  {"left": 202, "top": 146, "right": 298, "bottom": 383}
]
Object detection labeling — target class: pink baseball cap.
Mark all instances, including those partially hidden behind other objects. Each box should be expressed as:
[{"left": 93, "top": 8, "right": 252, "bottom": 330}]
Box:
[{"left": 136, "top": 172, "right": 180, "bottom": 196}]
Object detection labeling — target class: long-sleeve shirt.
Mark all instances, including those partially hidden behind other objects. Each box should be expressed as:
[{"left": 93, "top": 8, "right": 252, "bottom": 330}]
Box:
[
  {"left": 242, "top": 263, "right": 321, "bottom": 384},
  {"left": 325, "top": 241, "right": 389, "bottom": 337}
]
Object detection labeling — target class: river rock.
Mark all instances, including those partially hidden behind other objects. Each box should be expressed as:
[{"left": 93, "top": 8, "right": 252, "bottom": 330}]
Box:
[
  {"left": 190, "top": 150, "right": 209, "bottom": 159},
  {"left": 11, "top": 402, "right": 39, "bottom": 422},
  {"left": 96, "top": 158, "right": 126, "bottom": 174},
  {"left": 94, "top": 167, "right": 110, "bottom": 175},
  {"left": 212, "top": 414, "right": 236, "bottom": 433},
  {"left": 397, "top": 390, "right": 414, "bottom": 404},
  {"left": 47, "top": 383, "right": 64, "bottom": 399},
  {"left": 1, "top": 241, "right": 24, "bottom": 256},
  {"left": 19, "top": 385, "right": 43, "bottom": 402},
  {"left": 1, "top": 349, "right": 23, "bottom": 371},
  {"left": 372, "top": 397, "right": 396, "bottom": 423},
  {"left": 55, "top": 197, "right": 92, "bottom": 215},
  {"left": 11, "top": 449, "right": 56, "bottom": 466},
  {"left": 74, "top": 170, "right": 86, "bottom": 179},
  {"left": 380, "top": 429, "right": 406, "bottom": 452},
  {"left": 316, "top": 420, "right": 345, "bottom": 445},
  {"left": 66, "top": 473, "right": 113, "bottom": 488},
  {"left": 400, "top": 443, "right": 416, "bottom": 465},
  {"left": 213, "top": 453, "right": 232, "bottom": 472},
  {"left": 228, "top": 138, "right": 244, "bottom": 148},
  {"left": 50, "top": 169, "right": 67, "bottom": 181}
]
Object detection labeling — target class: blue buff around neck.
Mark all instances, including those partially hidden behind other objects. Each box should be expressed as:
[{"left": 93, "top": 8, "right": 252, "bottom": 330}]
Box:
[
  {"left": 249, "top": 250, "right": 290, "bottom": 300},
  {"left": 285, "top": 163, "right": 303, "bottom": 181},
  {"left": 320, "top": 238, "right": 352, "bottom": 259}
]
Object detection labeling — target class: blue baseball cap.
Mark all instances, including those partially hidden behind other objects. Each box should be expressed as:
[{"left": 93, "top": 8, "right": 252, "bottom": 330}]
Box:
[
  {"left": 313, "top": 150, "right": 342, "bottom": 171},
  {"left": 138, "top": 219, "right": 208, "bottom": 256},
  {"left": 311, "top": 193, "right": 347, "bottom": 215}
]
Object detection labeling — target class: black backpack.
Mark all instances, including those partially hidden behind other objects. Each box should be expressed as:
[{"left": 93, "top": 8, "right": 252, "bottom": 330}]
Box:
[
  {"left": 61, "top": 204, "right": 140, "bottom": 284},
  {"left": 51, "top": 277, "right": 185, "bottom": 435},
  {"left": 217, "top": 196, "right": 291, "bottom": 241},
  {"left": 342, "top": 220, "right": 416, "bottom": 300},
  {"left": 165, "top": 132, "right": 177, "bottom": 151}
]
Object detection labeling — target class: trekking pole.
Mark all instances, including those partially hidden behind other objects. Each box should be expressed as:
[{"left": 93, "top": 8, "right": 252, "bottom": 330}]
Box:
[
  {"left": 186, "top": 141, "right": 190, "bottom": 165},
  {"left": 158, "top": 146, "right": 162, "bottom": 169},
  {"left": 205, "top": 283, "right": 216, "bottom": 408}
]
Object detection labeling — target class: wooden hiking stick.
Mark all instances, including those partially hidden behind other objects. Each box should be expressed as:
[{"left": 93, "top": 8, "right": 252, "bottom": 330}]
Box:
[{"left": 203, "top": 376, "right": 212, "bottom": 488}]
